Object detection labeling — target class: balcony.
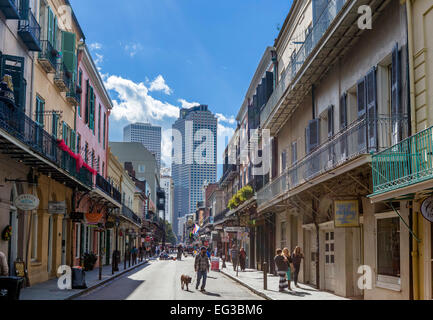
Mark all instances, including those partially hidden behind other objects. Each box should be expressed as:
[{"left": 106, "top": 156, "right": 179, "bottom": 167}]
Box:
[
  {"left": 122, "top": 205, "right": 142, "bottom": 226},
  {"left": 18, "top": 9, "right": 41, "bottom": 52},
  {"left": 0, "top": 0, "right": 20, "bottom": 19},
  {"left": 220, "top": 164, "right": 238, "bottom": 188},
  {"left": 38, "top": 40, "right": 58, "bottom": 73},
  {"left": 54, "top": 62, "right": 73, "bottom": 92},
  {"left": 261, "top": 0, "right": 385, "bottom": 135},
  {"left": 0, "top": 101, "right": 93, "bottom": 189},
  {"left": 257, "top": 115, "right": 408, "bottom": 208},
  {"left": 66, "top": 82, "right": 81, "bottom": 106},
  {"left": 95, "top": 173, "right": 121, "bottom": 204},
  {"left": 371, "top": 126, "right": 433, "bottom": 198}
]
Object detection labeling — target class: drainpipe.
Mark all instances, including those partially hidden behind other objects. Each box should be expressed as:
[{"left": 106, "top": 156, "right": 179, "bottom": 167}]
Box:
[{"left": 405, "top": 0, "right": 416, "bottom": 133}]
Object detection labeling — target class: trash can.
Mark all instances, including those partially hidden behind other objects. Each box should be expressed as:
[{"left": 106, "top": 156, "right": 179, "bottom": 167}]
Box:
[
  {"left": 71, "top": 267, "right": 87, "bottom": 289},
  {"left": 0, "top": 276, "right": 24, "bottom": 300}
]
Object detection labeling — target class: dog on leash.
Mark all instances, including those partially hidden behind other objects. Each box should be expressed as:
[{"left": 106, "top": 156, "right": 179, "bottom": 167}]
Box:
[{"left": 181, "top": 275, "right": 192, "bottom": 291}]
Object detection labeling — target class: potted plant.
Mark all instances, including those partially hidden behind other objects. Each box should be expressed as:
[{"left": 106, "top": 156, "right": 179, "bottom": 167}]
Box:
[{"left": 83, "top": 252, "right": 97, "bottom": 271}]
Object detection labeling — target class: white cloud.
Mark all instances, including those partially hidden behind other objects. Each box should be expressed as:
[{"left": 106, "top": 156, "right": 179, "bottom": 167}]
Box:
[
  {"left": 148, "top": 75, "right": 173, "bottom": 95},
  {"left": 124, "top": 43, "right": 143, "bottom": 57},
  {"left": 94, "top": 53, "right": 104, "bottom": 66},
  {"left": 178, "top": 99, "right": 200, "bottom": 109},
  {"left": 216, "top": 113, "right": 236, "bottom": 125},
  {"left": 89, "top": 42, "right": 102, "bottom": 50}
]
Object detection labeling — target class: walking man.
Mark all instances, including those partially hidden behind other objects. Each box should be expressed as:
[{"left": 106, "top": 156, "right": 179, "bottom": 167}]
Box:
[
  {"left": 230, "top": 244, "right": 239, "bottom": 271},
  {"left": 194, "top": 246, "right": 210, "bottom": 292}
]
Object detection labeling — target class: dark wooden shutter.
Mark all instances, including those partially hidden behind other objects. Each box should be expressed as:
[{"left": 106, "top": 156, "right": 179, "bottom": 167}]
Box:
[
  {"left": 391, "top": 43, "right": 402, "bottom": 143},
  {"left": 272, "top": 137, "right": 278, "bottom": 179},
  {"left": 339, "top": 93, "right": 347, "bottom": 129},
  {"left": 1, "top": 55, "right": 26, "bottom": 111},
  {"left": 281, "top": 150, "right": 287, "bottom": 172},
  {"left": 89, "top": 87, "right": 95, "bottom": 132},
  {"left": 357, "top": 77, "right": 367, "bottom": 149},
  {"left": 265, "top": 71, "right": 274, "bottom": 102},
  {"left": 366, "top": 67, "right": 377, "bottom": 151},
  {"left": 327, "top": 105, "right": 334, "bottom": 138},
  {"left": 85, "top": 79, "right": 89, "bottom": 124},
  {"left": 307, "top": 119, "right": 320, "bottom": 153},
  {"left": 291, "top": 142, "right": 297, "bottom": 165},
  {"left": 20, "top": 0, "right": 29, "bottom": 19}
]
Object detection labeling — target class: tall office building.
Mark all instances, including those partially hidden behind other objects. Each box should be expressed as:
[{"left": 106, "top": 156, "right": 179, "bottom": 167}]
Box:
[
  {"left": 160, "top": 172, "right": 173, "bottom": 224},
  {"left": 172, "top": 105, "right": 217, "bottom": 235},
  {"left": 124, "top": 123, "right": 162, "bottom": 168}
]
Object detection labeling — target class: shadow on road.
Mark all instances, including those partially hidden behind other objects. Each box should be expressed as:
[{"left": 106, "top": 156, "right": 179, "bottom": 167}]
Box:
[{"left": 201, "top": 291, "right": 221, "bottom": 297}]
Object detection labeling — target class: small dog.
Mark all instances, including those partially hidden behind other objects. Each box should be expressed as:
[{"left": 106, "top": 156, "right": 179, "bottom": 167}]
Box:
[{"left": 181, "top": 275, "right": 192, "bottom": 291}]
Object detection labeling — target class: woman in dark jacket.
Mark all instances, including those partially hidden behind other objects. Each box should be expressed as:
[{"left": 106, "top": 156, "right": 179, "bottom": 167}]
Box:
[
  {"left": 239, "top": 248, "right": 247, "bottom": 271},
  {"left": 292, "top": 246, "right": 304, "bottom": 288},
  {"left": 274, "top": 249, "right": 288, "bottom": 292}
]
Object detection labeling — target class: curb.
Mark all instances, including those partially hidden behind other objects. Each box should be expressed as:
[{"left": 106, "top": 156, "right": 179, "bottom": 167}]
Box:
[
  {"left": 65, "top": 260, "right": 150, "bottom": 300},
  {"left": 220, "top": 269, "right": 273, "bottom": 301}
]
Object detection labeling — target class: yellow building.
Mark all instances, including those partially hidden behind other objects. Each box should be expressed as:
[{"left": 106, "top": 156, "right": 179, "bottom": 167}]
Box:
[{"left": 369, "top": 0, "right": 433, "bottom": 300}]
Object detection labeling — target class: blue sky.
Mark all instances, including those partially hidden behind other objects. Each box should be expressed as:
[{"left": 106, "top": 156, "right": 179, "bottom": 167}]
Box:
[{"left": 70, "top": 0, "right": 292, "bottom": 175}]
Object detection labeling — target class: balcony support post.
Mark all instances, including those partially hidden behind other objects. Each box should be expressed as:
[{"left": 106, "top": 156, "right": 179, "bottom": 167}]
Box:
[{"left": 347, "top": 172, "right": 372, "bottom": 194}]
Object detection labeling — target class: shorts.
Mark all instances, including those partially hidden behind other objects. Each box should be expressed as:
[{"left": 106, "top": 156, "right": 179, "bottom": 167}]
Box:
[{"left": 286, "top": 271, "right": 291, "bottom": 281}]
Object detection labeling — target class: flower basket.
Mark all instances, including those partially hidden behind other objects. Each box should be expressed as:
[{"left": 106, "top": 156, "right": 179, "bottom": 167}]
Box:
[{"left": 1, "top": 225, "right": 12, "bottom": 241}]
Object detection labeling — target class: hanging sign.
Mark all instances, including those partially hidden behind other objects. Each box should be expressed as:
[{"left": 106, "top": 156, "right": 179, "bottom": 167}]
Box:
[
  {"left": 70, "top": 212, "right": 84, "bottom": 221},
  {"left": 85, "top": 212, "right": 103, "bottom": 225},
  {"left": 225, "top": 227, "right": 246, "bottom": 233},
  {"left": 14, "top": 194, "right": 39, "bottom": 211},
  {"left": 48, "top": 201, "right": 66, "bottom": 214},
  {"left": 421, "top": 196, "right": 433, "bottom": 223},
  {"left": 334, "top": 200, "right": 359, "bottom": 228}
]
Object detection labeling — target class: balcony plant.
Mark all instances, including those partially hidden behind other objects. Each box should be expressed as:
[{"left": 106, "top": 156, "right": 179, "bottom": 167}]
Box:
[
  {"left": 227, "top": 185, "right": 254, "bottom": 210},
  {"left": 83, "top": 252, "right": 98, "bottom": 271}
]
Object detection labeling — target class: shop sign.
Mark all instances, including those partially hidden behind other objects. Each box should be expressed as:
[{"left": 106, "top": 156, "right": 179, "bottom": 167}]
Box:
[
  {"left": 225, "top": 227, "right": 246, "bottom": 233},
  {"left": 48, "top": 201, "right": 66, "bottom": 214},
  {"left": 334, "top": 200, "right": 359, "bottom": 227},
  {"left": 85, "top": 212, "right": 103, "bottom": 225},
  {"left": 421, "top": 196, "right": 433, "bottom": 223},
  {"left": 14, "top": 194, "right": 39, "bottom": 211},
  {"left": 105, "top": 222, "right": 115, "bottom": 229},
  {"left": 221, "top": 235, "right": 229, "bottom": 243}
]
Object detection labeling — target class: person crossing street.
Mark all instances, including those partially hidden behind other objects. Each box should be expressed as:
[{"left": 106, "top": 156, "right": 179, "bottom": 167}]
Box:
[{"left": 194, "top": 246, "right": 210, "bottom": 292}]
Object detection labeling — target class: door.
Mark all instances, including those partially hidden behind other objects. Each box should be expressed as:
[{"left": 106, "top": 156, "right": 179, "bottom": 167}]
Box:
[
  {"left": 47, "top": 216, "right": 54, "bottom": 274},
  {"left": 310, "top": 230, "right": 317, "bottom": 286},
  {"left": 8, "top": 209, "right": 18, "bottom": 275},
  {"left": 61, "top": 218, "right": 67, "bottom": 265},
  {"left": 324, "top": 231, "right": 335, "bottom": 292}
]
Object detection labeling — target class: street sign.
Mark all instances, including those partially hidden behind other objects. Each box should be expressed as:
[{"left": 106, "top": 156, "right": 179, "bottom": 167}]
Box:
[
  {"left": 48, "top": 201, "right": 66, "bottom": 214},
  {"left": 421, "top": 196, "right": 433, "bottom": 223}
]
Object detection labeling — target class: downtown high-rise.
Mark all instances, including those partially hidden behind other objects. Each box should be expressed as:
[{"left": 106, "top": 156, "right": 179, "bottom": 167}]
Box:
[
  {"left": 172, "top": 105, "right": 217, "bottom": 236},
  {"left": 124, "top": 123, "right": 162, "bottom": 168}
]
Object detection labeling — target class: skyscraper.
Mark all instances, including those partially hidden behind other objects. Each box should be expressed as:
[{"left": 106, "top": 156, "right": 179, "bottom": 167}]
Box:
[
  {"left": 124, "top": 123, "right": 162, "bottom": 168},
  {"left": 172, "top": 105, "right": 217, "bottom": 235},
  {"left": 160, "top": 170, "right": 173, "bottom": 224}
]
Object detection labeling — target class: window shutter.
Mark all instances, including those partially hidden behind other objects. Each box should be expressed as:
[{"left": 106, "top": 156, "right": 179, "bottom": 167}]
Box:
[
  {"left": 61, "top": 31, "right": 76, "bottom": 79},
  {"left": 1, "top": 55, "right": 26, "bottom": 111},
  {"left": 71, "top": 130, "right": 76, "bottom": 153},
  {"left": 47, "top": 7, "right": 53, "bottom": 44},
  {"left": 391, "top": 44, "right": 402, "bottom": 115},
  {"left": 281, "top": 151, "right": 287, "bottom": 172},
  {"left": 308, "top": 119, "right": 320, "bottom": 153},
  {"left": 339, "top": 93, "right": 347, "bottom": 129},
  {"left": 305, "top": 127, "right": 310, "bottom": 155},
  {"left": 291, "top": 142, "right": 297, "bottom": 165},
  {"left": 366, "top": 67, "right": 377, "bottom": 151},
  {"left": 89, "top": 87, "right": 95, "bottom": 132},
  {"left": 20, "top": 0, "right": 29, "bottom": 19},
  {"left": 327, "top": 105, "right": 334, "bottom": 138},
  {"left": 85, "top": 79, "right": 89, "bottom": 124},
  {"left": 357, "top": 78, "right": 366, "bottom": 118},
  {"left": 62, "top": 122, "right": 67, "bottom": 141},
  {"left": 52, "top": 114, "right": 58, "bottom": 138}
]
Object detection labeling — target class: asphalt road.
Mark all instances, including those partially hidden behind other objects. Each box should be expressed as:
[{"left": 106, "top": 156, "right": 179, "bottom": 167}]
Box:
[{"left": 75, "top": 255, "right": 263, "bottom": 300}]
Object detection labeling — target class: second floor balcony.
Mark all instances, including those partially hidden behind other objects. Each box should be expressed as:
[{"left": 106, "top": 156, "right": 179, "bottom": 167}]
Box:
[
  {"left": 122, "top": 205, "right": 142, "bottom": 226},
  {"left": 95, "top": 173, "right": 122, "bottom": 205},
  {"left": 54, "top": 62, "right": 73, "bottom": 92},
  {"left": 0, "top": 0, "right": 20, "bottom": 19},
  {"left": 220, "top": 164, "right": 238, "bottom": 188},
  {"left": 257, "top": 115, "right": 408, "bottom": 208},
  {"left": 38, "top": 40, "right": 58, "bottom": 73},
  {"left": 66, "top": 82, "right": 81, "bottom": 106},
  {"left": 18, "top": 8, "right": 41, "bottom": 52},
  {"left": 371, "top": 125, "right": 433, "bottom": 201}
]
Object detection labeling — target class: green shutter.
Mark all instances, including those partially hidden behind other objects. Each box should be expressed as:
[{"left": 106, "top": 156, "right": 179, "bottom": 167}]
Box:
[
  {"left": 35, "top": 97, "right": 44, "bottom": 126},
  {"left": 61, "top": 31, "right": 76, "bottom": 79},
  {"left": 62, "top": 122, "right": 67, "bottom": 141},
  {"left": 71, "top": 130, "right": 76, "bottom": 152},
  {"left": 85, "top": 79, "right": 89, "bottom": 124},
  {"left": 20, "top": 0, "right": 29, "bottom": 19},
  {"left": 1, "top": 55, "right": 26, "bottom": 111},
  {"left": 47, "top": 7, "right": 54, "bottom": 45},
  {"left": 89, "top": 86, "right": 95, "bottom": 132},
  {"left": 52, "top": 114, "right": 58, "bottom": 138}
]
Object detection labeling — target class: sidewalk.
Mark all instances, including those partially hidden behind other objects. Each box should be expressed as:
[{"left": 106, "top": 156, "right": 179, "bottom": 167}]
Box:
[
  {"left": 20, "top": 258, "right": 151, "bottom": 300},
  {"left": 220, "top": 262, "right": 348, "bottom": 300}
]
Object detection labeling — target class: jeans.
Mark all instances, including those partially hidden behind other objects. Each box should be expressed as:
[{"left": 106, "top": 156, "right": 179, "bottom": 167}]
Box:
[
  {"left": 196, "top": 271, "right": 208, "bottom": 289},
  {"left": 293, "top": 266, "right": 300, "bottom": 285},
  {"left": 232, "top": 258, "right": 238, "bottom": 271}
]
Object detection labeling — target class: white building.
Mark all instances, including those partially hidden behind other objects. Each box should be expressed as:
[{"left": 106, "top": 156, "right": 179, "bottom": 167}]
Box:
[{"left": 160, "top": 173, "right": 173, "bottom": 224}]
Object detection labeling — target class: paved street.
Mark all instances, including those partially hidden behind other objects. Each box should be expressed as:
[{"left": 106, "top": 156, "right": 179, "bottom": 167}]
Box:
[{"left": 75, "top": 255, "right": 263, "bottom": 300}]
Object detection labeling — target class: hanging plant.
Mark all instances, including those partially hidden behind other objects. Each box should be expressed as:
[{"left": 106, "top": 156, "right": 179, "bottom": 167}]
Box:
[{"left": 2, "top": 225, "right": 12, "bottom": 241}]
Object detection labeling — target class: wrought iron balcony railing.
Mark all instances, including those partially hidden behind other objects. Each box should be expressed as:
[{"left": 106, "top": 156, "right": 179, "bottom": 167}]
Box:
[
  {"left": 54, "top": 62, "right": 73, "bottom": 92},
  {"left": 38, "top": 40, "right": 58, "bottom": 73},
  {"left": 261, "top": 0, "right": 345, "bottom": 128},
  {"left": 371, "top": 125, "right": 433, "bottom": 196},
  {"left": 0, "top": 0, "right": 20, "bottom": 19},
  {"left": 214, "top": 208, "right": 229, "bottom": 223},
  {"left": 0, "top": 101, "right": 93, "bottom": 188},
  {"left": 18, "top": 8, "right": 41, "bottom": 52},
  {"left": 257, "top": 115, "right": 408, "bottom": 207},
  {"left": 122, "top": 205, "right": 142, "bottom": 226},
  {"left": 66, "top": 82, "right": 81, "bottom": 105},
  {"left": 95, "top": 173, "right": 122, "bottom": 204}
]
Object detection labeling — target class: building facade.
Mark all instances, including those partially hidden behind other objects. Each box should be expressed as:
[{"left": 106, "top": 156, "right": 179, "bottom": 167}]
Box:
[
  {"left": 160, "top": 173, "right": 173, "bottom": 223},
  {"left": 123, "top": 122, "right": 162, "bottom": 169}
]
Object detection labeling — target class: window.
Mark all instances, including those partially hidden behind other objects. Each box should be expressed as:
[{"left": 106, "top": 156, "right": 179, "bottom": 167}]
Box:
[
  {"left": 52, "top": 113, "right": 58, "bottom": 138},
  {"left": 77, "top": 133, "right": 81, "bottom": 155},
  {"left": 103, "top": 113, "right": 106, "bottom": 149},
  {"left": 280, "top": 221, "right": 287, "bottom": 248},
  {"left": 98, "top": 104, "right": 101, "bottom": 143},
  {"left": 35, "top": 96, "right": 45, "bottom": 126},
  {"left": 138, "top": 165, "right": 145, "bottom": 173},
  {"left": 85, "top": 143, "right": 89, "bottom": 163},
  {"left": 281, "top": 150, "right": 287, "bottom": 173}
]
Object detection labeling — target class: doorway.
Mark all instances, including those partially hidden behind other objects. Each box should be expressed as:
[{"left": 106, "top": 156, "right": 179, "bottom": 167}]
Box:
[
  {"left": 47, "top": 215, "right": 54, "bottom": 275},
  {"left": 324, "top": 230, "right": 335, "bottom": 292}
]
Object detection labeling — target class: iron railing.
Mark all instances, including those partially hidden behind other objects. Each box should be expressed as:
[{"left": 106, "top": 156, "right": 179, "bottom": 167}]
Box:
[
  {"left": 96, "top": 173, "right": 122, "bottom": 203},
  {"left": 54, "top": 62, "right": 73, "bottom": 91},
  {"left": 18, "top": 8, "right": 41, "bottom": 51},
  {"left": 0, "top": 101, "right": 93, "bottom": 187},
  {"left": 257, "top": 115, "right": 408, "bottom": 206},
  {"left": 214, "top": 208, "right": 229, "bottom": 223},
  {"left": 66, "top": 81, "right": 81, "bottom": 105},
  {"left": 372, "top": 125, "right": 433, "bottom": 195},
  {"left": 0, "top": 0, "right": 21, "bottom": 19},
  {"left": 261, "top": 0, "right": 346, "bottom": 127},
  {"left": 38, "top": 40, "right": 58, "bottom": 70},
  {"left": 122, "top": 205, "right": 142, "bottom": 225}
]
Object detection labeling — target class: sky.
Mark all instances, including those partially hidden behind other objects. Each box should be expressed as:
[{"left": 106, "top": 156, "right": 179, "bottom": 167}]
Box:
[{"left": 70, "top": 0, "right": 292, "bottom": 177}]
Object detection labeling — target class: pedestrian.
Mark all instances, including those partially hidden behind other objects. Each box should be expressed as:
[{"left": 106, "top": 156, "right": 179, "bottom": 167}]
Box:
[
  {"left": 239, "top": 248, "right": 247, "bottom": 271},
  {"left": 230, "top": 244, "right": 239, "bottom": 271},
  {"left": 0, "top": 250, "right": 8, "bottom": 276},
  {"left": 283, "top": 248, "right": 294, "bottom": 290},
  {"left": 274, "top": 249, "right": 289, "bottom": 292},
  {"left": 177, "top": 245, "right": 183, "bottom": 261},
  {"left": 292, "top": 246, "right": 304, "bottom": 288},
  {"left": 194, "top": 246, "right": 210, "bottom": 292}
]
